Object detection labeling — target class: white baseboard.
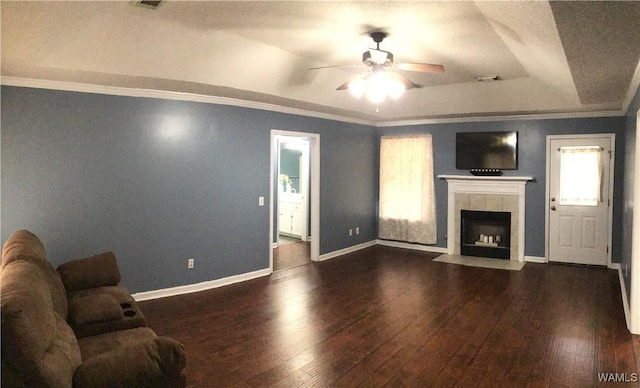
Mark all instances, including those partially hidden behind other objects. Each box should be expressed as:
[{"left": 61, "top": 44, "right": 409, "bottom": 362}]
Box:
[
  {"left": 616, "top": 265, "right": 631, "bottom": 332},
  {"left": 375, "top": 239, "right": 448, "bottom": 254},
  {"left": 132, "top": 268, "right": 271, "bottom": 302},
  {"left": 130, "top": 243, "right": 548, "bottom": 302},
  {"left": 316, "top": 240, "right": 377, "bottom": 261},
  {"left": 524, "top": 255, "right": 546, "bottom": 263},
  {"left": 132, "top": 240, "right": 428, "bottom": 301}
]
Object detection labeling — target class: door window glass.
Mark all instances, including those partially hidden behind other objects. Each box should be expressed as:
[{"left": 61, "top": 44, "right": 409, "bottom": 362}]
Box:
[{"left": 559, "top": 146, "right": 602, "bottom": 206}]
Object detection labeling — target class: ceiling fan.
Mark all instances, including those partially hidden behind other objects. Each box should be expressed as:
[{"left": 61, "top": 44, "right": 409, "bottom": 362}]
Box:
[{"left": 310, "top": 31, "right": 445, "bottom": 102}]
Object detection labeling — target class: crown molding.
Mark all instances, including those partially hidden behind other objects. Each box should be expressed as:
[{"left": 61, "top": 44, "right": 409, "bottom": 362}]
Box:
[
  {"left": 0, "top": 76, "right": 376, "bottom": 127},
  {"left": 376, "top": 109, "right": 624, "bottom": 127},
  {"left": 1, "top": 76, "right": 627, "bottom": 127},
  {"left": 623, "top": 59, "right": 640, "bottom": 115}
]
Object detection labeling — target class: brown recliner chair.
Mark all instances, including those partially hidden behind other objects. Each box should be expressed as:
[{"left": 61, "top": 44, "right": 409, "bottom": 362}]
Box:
[
  {"left": 1, "top": 230, "right": 187, "bottom": 387},
  {"left": 56, "top": 251, "right": 148, "bottom": 338}
]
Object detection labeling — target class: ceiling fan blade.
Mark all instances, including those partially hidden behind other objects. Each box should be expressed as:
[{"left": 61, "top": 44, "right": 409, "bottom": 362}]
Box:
[
  {"left": 387, "top": 71, "right": 423, "bottom": 89},
  {"left": 336, "top": 73, "right": 368, "bottom": 91},
  {"left": 309, "top": 64, "right": 363, "bottom": 71},
  {"left": 395, "top": 63, "right": 445, "bottom": 74},
  {"left": 336, "top": 80, "right": 351, "bottom": 90}
]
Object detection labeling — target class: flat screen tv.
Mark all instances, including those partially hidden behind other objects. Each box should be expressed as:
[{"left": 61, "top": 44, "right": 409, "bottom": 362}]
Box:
[{"left": 456, "top": 131, "right": 518, "bottom": 170}]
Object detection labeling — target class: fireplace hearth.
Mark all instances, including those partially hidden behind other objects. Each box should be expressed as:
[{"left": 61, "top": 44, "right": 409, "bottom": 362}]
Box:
[{"left": 460, "top": 210, "right": 511, "bottom": 259}]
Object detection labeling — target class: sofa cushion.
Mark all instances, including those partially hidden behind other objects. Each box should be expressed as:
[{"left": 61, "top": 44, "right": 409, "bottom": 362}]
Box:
[
  {"left": 69, "top": 294, "right": 124, "bottom": 326},
  {"left": 74, "top": 337, "right": 187, "bottom": 388},
  {"left": 1, "top": 259, "right": 82, "bottom": 387},
  {"left": 1, "top": 230, "right": 68, "bottom": 318},
  {"left": 38, "top": 260, "right": 70, "bottom": 318},
  {"left": 78, "top": 327, "right": 157, "bottom": 361},
  {"left": 68, "top": 286, "right": 148, "bottom": 338},
  {"left": 57, "top": 251, "right": 121, "bottom": 292},
  {"left": 68, "top": 285, "right": 136, "bottom": 303},
  {"left": 1, "top": 230, "right": 46, "bottom": 266}
]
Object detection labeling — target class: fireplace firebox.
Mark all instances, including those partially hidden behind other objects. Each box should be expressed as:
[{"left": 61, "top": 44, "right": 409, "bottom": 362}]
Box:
[{"left": 460, "top": 210, "right": 511, "bottom": 259}]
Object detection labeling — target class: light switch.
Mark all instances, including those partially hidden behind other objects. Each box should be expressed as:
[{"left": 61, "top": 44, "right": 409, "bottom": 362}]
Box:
[{"left": 258, "top": 196, "right": 264, "bottom": 206}]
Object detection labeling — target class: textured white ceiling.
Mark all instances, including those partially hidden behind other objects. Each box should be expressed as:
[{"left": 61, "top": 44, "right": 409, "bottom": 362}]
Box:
[{"left": 2, "top": 1, "right": 640, "bottom": 123}]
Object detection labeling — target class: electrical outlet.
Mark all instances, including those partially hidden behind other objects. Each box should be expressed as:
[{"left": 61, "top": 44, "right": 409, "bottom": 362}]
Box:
[
  {"left": 349, "top": 229, "right": 353, "bottom": 236},
  {"left": 355, "top": 227, "right": 360, "bottom": 235},
  {"left": 188, "top": 258, "right": 194, "bottom": 269}
]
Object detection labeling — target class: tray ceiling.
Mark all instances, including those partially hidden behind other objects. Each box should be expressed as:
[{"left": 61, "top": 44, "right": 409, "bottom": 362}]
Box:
[{"left": 2, "top": 1, "right": 640, "bottom": 123}]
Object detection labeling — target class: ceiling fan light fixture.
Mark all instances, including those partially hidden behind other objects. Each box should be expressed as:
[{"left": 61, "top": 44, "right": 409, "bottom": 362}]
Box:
[
  {"left": 348, "top": 77, "right": 366, "bottom": 99},
  {"left": 348, "top": 71, "right": 407, "bottom": 103},
  {"left": 370, "top": 49, "right": 389, "bottom": 65},
  {"left": 388, "top": 78, "right": 405, "bottom": 100},
  {"left": 366, "top": 73, "right": 389, "bottom": 103}
]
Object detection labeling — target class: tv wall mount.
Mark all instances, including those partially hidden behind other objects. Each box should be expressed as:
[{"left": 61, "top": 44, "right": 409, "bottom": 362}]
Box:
[{"left": 469, "top": 169, "right": 503, "bottom": 176}]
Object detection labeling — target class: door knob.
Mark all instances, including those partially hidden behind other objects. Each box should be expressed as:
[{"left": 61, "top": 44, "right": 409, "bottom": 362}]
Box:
[
  {"left": 551, "top": 206, "right": 556, "bottom": 211},
  {"left": 551, "top": 197, "right": 556, "bottom": 202}
]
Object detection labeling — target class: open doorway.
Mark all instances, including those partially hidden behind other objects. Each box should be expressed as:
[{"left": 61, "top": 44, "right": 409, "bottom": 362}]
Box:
[{"left": 270, "top": 131, "right": 320, "bottom": 272}]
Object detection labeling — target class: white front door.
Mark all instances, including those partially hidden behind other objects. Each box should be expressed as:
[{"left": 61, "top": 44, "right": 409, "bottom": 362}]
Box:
[{"left": 547, "top": 135, "right": 613, "bottom": 266}]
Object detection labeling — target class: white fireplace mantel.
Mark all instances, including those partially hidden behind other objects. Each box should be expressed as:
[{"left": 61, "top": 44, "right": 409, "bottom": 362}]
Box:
[
  {"left": 438, "top": 175, "right": 534, "bottom": 183},
  {"left": 438, "top": 175, "right": 534, "bottom": 261}
]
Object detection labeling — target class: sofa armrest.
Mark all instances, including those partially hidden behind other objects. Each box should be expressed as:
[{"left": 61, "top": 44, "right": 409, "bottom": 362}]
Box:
[
  {"left": 73, "top": 337, "right": 187, "bottom": 388},
  {"left": 57, "top": 252, "right": 121, "bottom": 292}
]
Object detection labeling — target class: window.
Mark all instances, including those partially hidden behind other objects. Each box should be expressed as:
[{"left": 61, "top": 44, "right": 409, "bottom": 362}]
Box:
[
  {"left": 559, "top": 146, "right": 603, "bottom": 206},
  {"left": 378, "top": 135, "right": 437, "bottom": 244}
]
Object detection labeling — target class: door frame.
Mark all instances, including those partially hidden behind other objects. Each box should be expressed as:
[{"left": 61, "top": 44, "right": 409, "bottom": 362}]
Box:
[
  {"left": 631, "top": 109, "right": 640, "bottom": 334},
  {"left": 269, "top": 130, "right": 320, "bottom": 271},
  {"left": 544, "top": 133, "right": 615, "bottom": 267}
]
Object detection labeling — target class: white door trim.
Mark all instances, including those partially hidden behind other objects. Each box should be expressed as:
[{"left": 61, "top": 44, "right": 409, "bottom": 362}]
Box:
[
  {"left": 630, "top": 110, "right": 640, "bottom": 334},
  {"left": 545, "top": 133, "right": 615, "bottom": 267},
  {"left": 269, "top": 130, "right": 320, "bottom": 272}
]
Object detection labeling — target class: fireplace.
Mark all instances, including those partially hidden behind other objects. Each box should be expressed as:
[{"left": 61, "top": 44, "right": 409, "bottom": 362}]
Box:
[
  {"left": 439, "top": 175, "right": 533, "bottom": 262},
  {"left": 460, "top": 210, "right": 511, "bottom": 259}
]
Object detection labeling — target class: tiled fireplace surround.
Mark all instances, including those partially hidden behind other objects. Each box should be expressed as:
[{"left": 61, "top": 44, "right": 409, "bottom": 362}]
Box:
[{"left": 439, "top": 175, "right": 533, "bottom": 261}]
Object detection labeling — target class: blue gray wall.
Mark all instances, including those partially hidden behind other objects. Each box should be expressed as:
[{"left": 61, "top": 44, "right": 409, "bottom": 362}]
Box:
[
  {"left": 1, "top": 86, "right": 378, "bottom": 293},
  {"left": 379, "top": 116, "right": 627, "bottom": 259},
  {"left": 621, "top": 85, "right": 640, "bottom": 301},
  {"left": 2, "top": 84, "right": 635, "bottom": 294}
]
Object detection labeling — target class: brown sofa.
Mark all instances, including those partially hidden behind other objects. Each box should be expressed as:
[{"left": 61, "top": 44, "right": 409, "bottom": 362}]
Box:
[{"left": 1, "top": 230, "right": 187, "bottom": 387}]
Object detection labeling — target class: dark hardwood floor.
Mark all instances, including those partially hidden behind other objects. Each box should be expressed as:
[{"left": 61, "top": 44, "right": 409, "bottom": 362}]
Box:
[
  {"left": 139, "top": 246, "right": 639, "bottom": 387},
  {"left": 273, "top": 239, "right": 310, "bottom": 271}
]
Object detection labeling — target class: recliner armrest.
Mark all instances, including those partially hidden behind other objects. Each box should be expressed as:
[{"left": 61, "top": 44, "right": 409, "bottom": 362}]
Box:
[
  {"left": 73, "top": 337, "right": 187, "bottom": 388},
  {"left": 57, "top": 252, "right": 121, "bottom": 292}
]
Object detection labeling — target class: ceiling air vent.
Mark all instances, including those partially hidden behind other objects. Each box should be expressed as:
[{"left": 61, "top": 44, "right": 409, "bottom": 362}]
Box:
[
  {"left": 136, "top": 0, "right": 162, "bottom": 9},
  {"left": 475, "top": 75, "right": 501, "bottom": 82}
]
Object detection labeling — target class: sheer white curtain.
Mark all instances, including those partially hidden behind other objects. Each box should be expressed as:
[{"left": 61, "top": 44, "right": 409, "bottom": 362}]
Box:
[
  {"left": 378, "top": 135, "right": 437, "bottom": 244},
  {"left": 559, "top": 146, "right": 603, "bottom": 206}
]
